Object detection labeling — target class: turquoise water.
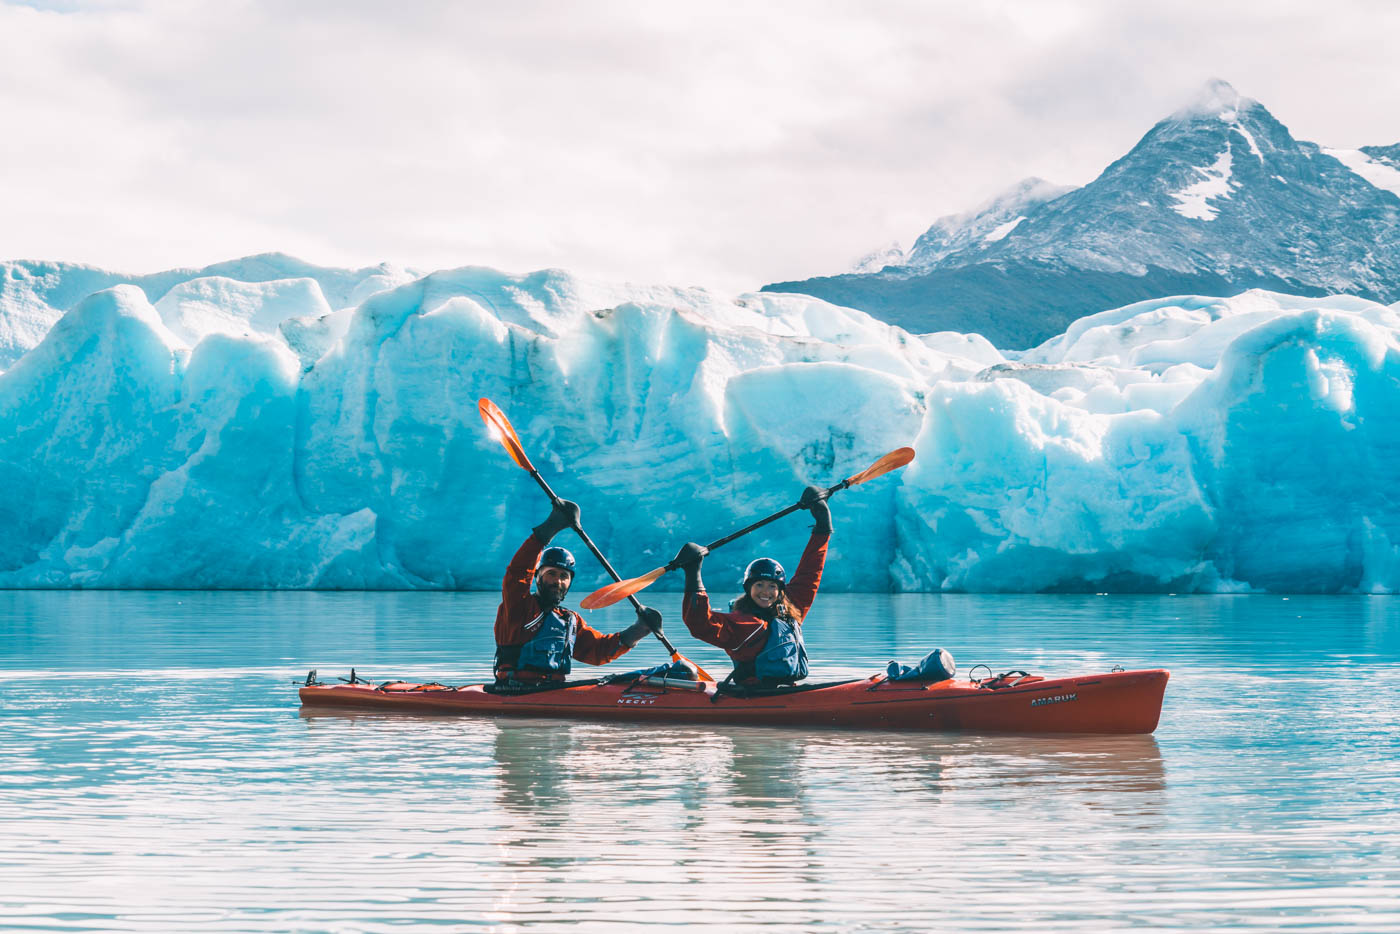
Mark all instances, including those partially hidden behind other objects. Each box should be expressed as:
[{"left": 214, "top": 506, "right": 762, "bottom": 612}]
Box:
[{"left": 1, "top": 591, "right": 1398, "bottom": 931}]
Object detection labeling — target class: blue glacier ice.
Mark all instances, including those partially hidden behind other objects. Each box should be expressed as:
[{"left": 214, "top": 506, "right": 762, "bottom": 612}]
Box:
[{"left": 1, "top": 257, "right": 1398, "bottom": 594}]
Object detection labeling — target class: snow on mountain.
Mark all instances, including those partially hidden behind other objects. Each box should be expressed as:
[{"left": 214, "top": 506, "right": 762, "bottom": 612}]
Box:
[
  {"left": 2, "top": 259, "right": 1398, "bottom": 594},
  {"left": 904, "top": 176, "right": 1076, "bottom": 269},
  {"left": 1169, "top": 147, "right": 1234, "bottom": 221},
  {"left": 851, "top": 242, "right": 906, "bottom": 274},
  {"left": 1324, "top": 147, "right": 1400, "bottom": 199},
  {"left": 765, "top": 80, "right": 1400, "bottom": 348}
]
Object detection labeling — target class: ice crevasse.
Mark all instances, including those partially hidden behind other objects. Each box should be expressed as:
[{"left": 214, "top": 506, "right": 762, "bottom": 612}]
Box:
[{"left": 1, "top": 262, "right": 1398, "bottom": 594}]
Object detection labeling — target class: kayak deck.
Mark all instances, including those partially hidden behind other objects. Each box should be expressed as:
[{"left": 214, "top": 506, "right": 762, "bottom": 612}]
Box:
[{"left": 299, "top": 668, "right": 1169, "bottom": 734}]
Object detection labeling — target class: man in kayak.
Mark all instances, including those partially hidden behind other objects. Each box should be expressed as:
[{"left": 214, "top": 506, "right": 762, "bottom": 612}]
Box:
[
  {"left": 671, "top": 487, "right": 831, "bottom": 689},
  {"left": 494, "top": 499, "right": 661, "bottom": 685}
]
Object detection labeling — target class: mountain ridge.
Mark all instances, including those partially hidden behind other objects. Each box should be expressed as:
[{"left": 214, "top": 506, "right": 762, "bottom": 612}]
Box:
[{"left": 764, "top": 80, "right": 1400, "bottom": 347}]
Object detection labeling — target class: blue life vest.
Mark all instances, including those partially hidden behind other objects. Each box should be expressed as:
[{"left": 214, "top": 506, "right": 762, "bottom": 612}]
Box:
[
  {"left": 752, "top": 617, "right": 809, "bottom": 682},
  {"left": 515, "top": 607, "right": 578, "bottom": 674}
]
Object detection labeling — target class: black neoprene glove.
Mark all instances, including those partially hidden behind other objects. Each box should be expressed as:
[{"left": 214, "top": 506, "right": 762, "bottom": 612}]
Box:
[
  {"left": 621, "top": 606, "right": 662, "bottom": 647},
  {"left": 671, "top": 542, "right": 707, "bottom": 593},
  {"left": 799, "top": 485, "right": 832, "bottom": 535},
  {"left": 532, "top": 499, "right": 581, "bottom": 543},
  {"left": 636, "top": 605, "right": 663, "bottom": 633}
]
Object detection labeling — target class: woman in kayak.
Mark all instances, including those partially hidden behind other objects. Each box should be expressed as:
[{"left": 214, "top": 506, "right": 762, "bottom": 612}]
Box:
[
  {"left": 671, "top": 487, "right": 831, "bottom": 688},
  {"left": 495, "top": 499, "right": 660, "bottom": 686}
]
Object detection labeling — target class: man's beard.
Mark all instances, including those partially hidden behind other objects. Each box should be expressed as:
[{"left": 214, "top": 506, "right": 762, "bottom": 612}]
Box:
[{"left": 537, "top": 580, "right": 570, "bottom": 607}]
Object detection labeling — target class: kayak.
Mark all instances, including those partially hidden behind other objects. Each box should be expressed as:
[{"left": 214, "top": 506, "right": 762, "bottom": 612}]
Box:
[{"left": 298, "top": 667, "right": 1169, "bottom": 734}]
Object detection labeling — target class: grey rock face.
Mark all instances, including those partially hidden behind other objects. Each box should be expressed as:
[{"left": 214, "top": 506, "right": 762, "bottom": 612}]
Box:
[{"left": 1361, "top": 143, "right": 1400, "bottom": 169}]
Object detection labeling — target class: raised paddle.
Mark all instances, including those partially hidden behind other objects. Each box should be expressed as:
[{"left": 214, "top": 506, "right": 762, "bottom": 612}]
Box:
[
  {"left": 580, "top": 446, "right": 916, "bottom": 609},
  {"left": 477, "top": 398, "right": 714, "bottom": 681}
]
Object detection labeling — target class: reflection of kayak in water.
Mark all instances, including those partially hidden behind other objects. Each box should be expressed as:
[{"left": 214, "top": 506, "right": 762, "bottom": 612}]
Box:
[{"left": 298, "top": 668, "right": 1169, "bottom": 735}]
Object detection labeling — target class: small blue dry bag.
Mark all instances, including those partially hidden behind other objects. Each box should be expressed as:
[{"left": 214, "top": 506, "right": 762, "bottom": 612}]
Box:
[{"left": 886, "top": 648, "right": 956, "bottom": 682}]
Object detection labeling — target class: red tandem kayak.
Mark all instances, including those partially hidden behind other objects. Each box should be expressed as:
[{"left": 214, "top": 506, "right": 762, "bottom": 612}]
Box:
[{"left": 298, "top": 668, "right": 1169, "bottom": 734}]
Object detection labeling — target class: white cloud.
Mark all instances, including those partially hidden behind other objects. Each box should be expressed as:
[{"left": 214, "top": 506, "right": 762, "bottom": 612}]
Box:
[{"left": 1, "top": 0, "right": 1398, "bottom": 292}]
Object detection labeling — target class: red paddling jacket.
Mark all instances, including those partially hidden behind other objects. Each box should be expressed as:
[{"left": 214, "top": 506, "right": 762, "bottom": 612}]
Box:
[
  {"left": 494, "top": 534, "right": 632, "bottom": 682},
  {"left": 682, "top": 530, "right": 829, "bottom": 683}
]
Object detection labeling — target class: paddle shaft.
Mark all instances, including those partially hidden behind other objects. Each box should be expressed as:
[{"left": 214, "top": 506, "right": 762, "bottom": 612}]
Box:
[
  {"left": 523, "top": 466, "right": 687, "bottom": 658},
  {"left": 675, "top": 477, "right": 847, "bottom": 569}
]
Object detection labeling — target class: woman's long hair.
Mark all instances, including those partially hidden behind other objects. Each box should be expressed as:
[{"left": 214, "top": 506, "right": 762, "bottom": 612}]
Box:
[{"left": 732, "top": 590, "right": 803, "bottom": 622}]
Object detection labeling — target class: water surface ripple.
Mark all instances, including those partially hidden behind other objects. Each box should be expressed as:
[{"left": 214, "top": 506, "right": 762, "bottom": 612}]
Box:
[{"left": 2, "top": 591, "right": 1397, "bottom": 931}]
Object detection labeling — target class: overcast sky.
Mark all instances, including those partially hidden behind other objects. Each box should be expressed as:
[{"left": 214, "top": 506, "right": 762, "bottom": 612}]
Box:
[{"left": 2, "top": 0, "right": 1398, "bottom": 293}]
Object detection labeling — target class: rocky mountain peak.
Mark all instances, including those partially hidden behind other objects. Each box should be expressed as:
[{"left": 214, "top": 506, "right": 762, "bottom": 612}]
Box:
[
  {"left": 906, "top": 176, "right": 1076, "bottom": 269},
  {"left": 763, "top": 80, "right": 1400, "bottom": 348},
  {"left": 1170, "top": 78, "right": 1257, "bottom": 123}
]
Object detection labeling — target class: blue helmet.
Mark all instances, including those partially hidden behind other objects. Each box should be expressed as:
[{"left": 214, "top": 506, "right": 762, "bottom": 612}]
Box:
[
  {"left": 539, "top": 546, "right": 576, "bottom": 575},
  {"left": 743, "top": 557, "right": 785, "bottom": 591}
]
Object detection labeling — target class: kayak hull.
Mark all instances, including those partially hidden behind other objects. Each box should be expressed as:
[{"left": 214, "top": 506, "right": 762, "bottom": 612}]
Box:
[{"left": 299, "top": 668, "right": 1169, "bottom": 734}]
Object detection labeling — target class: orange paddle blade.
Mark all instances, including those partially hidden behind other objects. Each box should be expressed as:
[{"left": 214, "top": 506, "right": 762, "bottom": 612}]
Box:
[
  {"left": 673, "top": 652, "right": 715, "bottom": 683},
  {"left": 478, "top": 398, "right": 534, "bottom": 472},
  {"left": 843, "top": 447, "right": 915, "bottom": 487},
  {"left": 580, "top": 566, "right": 668, "bottom": 609}
]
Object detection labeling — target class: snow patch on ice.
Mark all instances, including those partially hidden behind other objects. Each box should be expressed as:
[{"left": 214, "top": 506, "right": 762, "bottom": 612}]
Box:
[
  {"left": 0, "top": 254, "right": 420, "bottom": 372},
  {"left": 154, "top": 276, "right": 333, "bottom": 348}
]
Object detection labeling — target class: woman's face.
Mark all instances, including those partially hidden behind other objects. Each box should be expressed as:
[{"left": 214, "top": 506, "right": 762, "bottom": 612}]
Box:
[{"left": 749, "top": 579, "right": 780, "bottom": 608}]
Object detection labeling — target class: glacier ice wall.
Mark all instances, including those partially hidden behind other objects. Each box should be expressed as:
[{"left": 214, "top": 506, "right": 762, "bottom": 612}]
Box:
[
  {"left": 0, "top": 254, "right": 417, "bottom": 370},
  {"left": 2, "top": 260, "right": 1398, "bottom": 594}
]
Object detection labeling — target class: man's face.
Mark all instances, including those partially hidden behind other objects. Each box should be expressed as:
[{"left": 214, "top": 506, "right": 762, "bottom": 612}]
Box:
[
  {"left": 749, "top": 579, "right": 780, "bottom": 608},
  {"left": 537, "top": 566, "right": 573, "bottom": 603}
]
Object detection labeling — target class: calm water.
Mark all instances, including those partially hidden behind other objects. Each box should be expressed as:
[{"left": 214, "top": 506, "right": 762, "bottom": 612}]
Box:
[{"left": 1, "top": 591, "right": 1398, "bottom": 932}]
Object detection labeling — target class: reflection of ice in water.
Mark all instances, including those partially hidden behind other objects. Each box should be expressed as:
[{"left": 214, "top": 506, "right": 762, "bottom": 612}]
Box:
[{"left": 2, "top": 590, "right": 1399, "bottom": 930}]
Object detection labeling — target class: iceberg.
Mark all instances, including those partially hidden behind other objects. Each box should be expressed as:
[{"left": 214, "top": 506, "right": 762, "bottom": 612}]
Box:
[{"left": 1, "top": 257, "right": 1398, "bottom": 594}]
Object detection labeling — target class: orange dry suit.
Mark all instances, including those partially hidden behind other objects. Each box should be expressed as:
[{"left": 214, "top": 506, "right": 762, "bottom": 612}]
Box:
[
  {"left": 493, "top": 534, "right": 633, "bottom": 682},
  {"left": 681, "top": 530, "right": 829, "bottom": 685}
]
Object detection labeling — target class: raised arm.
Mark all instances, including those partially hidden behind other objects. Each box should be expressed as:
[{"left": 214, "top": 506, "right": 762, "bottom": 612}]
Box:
[
  {"left": 786, "top": 486, "right": 832, "bottom": 619},
  {"left": 501, "top": 534, "right": 542, "bottom": 607},
  {"left": 673, "top": 542, "right": 765, "bottom": 651}
]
